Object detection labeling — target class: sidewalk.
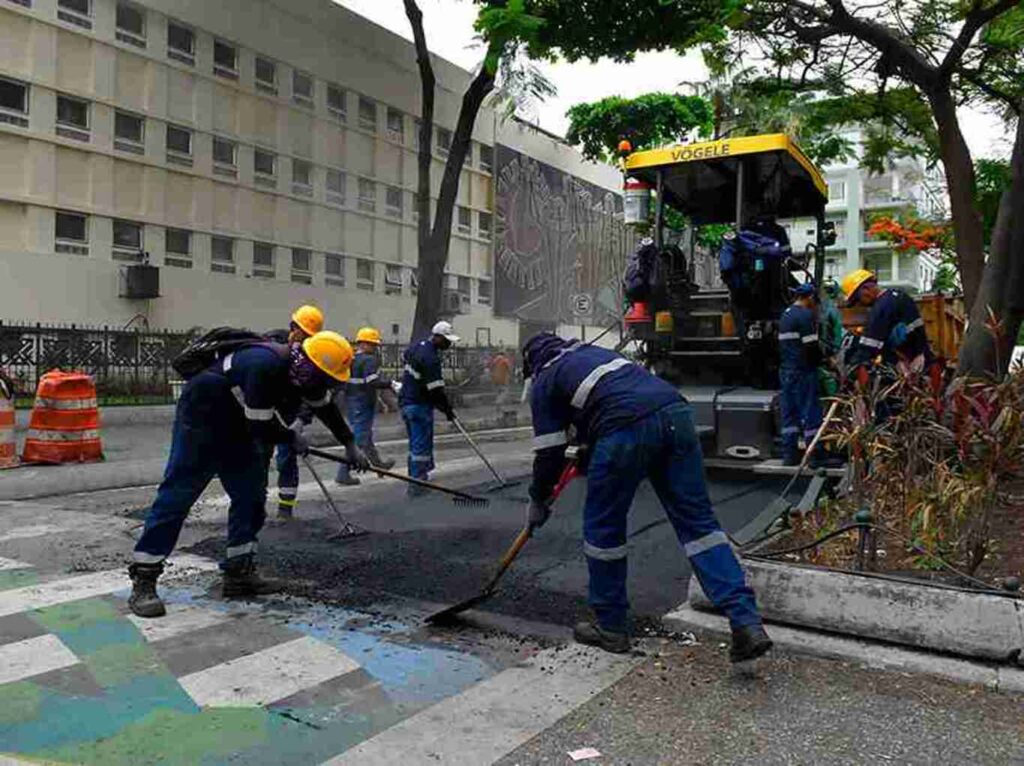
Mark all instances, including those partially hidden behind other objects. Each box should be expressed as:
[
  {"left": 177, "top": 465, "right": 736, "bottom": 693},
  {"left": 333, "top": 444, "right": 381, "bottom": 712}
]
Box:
[{"left": 0, "top": 401, "right": 530, "bottom": 501}]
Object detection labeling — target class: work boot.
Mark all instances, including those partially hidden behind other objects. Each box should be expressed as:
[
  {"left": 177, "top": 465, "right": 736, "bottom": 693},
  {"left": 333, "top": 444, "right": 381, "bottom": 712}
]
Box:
[
  {"left": 407, "top": 483, "right": 429, "bottom": 499},
  {"left": 730, "top": 623, "right": 773, "bottom": 663},
  {"left": 375, "top": 457, "right": 396, "bottom": 470},
  {"left": 781, "top": 448, "right": 802, "bottom": 467},
  {"left": 277, "top": 502, "right": 294, "bottom": 520},
  {"left": 221, "top": 556, "right": 281, "bottom": 598},
  {"left": 128, "top": 563, "right": 166, "bottom": 618},
  {"left": 335, "top": 474, "right": 361, "bottom": 487},
  {"left": 573, "top": 621, "right": 631, "bottom": 654}
]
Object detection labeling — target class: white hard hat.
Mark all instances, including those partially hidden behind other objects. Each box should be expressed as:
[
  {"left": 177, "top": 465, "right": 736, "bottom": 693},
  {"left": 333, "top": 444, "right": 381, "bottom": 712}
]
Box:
[{"left": 431, "top": 320, "right": 460, "bottom": 343}]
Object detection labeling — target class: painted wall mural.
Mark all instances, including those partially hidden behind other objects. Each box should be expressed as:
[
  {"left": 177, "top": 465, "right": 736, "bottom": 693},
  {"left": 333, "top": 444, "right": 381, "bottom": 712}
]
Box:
[{"left": 493, "top": 145, "right": 633, "bottom": 328}]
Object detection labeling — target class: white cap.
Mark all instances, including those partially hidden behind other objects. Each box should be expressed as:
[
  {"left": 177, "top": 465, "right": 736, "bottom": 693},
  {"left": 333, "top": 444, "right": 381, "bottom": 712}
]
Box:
[{"left": 431, "top": 320, "right": 460, "bottom": 343}]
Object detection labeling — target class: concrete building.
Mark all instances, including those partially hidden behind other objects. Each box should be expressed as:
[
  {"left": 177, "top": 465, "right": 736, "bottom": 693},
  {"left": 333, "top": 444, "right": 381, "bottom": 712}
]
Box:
[{"left": 0, "top": 0, "right": 622, "bottom": 345}]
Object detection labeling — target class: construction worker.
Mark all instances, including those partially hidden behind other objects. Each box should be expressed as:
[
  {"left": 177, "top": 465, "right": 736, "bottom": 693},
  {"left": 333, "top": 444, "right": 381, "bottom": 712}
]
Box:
[
  {"left": 399, "top": 321, "right": 459, "bottom": 495},
  {"left": 335, "top": 326, "right": 398, "bottom": 485},
  {"left": 128, "top": 331, "right": 370, "bottom": 619},
  {"left": 778, "top": 283, "right": 827, "bottom": 467},
  {"left": 817, "top": 279, "right": 845, "bottom": 398},
  {"left": 523, "top": 332, "right": 771, "bottom": 661},
  {"left": 265, "top": 305, "right": 324, "bottom": 518}
]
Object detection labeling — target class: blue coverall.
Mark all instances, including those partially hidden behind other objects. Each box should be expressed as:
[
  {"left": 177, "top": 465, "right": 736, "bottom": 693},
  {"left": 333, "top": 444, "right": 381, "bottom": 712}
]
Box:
[
  {"left": 847, "top": 288, "right": 934, "bottom": 370},
  {"left": 335, "top": 351, "right": 392, "bottom": 482},
  {"left": 528, "top": 339, "right": 762, "bottom": 634},
  {"left": 262, "top": 328, "right": 308, "bottom": 514},
  {"left": 778, "top": 303, "right": 824, "bottom": 462},
  {"left": 399, "top": 339, "right": 453, "bottom": 483},
  {"left": 133, "top": 344, "right": 350, "bottom": 568}
]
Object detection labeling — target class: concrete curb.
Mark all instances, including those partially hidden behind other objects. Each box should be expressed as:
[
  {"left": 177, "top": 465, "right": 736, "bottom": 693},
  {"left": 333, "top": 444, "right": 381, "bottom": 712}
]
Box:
[
  {"left": 663, "top": 602, "right": 1024, "bottom": 695},
  {"left": 689, "top": 558, "right": 1024, "bottom": 663}
]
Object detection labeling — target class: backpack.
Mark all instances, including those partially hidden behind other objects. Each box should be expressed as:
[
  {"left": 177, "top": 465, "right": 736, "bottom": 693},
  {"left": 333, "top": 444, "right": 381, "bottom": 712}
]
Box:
[
  {"left": 171, "top": 327, "right": 266, "bottom": 380},
  {"left": 623, "top": 239, "right": 659, "bottom": 302}
]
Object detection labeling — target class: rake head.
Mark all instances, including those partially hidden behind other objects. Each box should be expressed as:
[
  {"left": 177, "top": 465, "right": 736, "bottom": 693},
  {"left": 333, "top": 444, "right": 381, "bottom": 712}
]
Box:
[{"left": 453, "top": 495, "right": 490, "bottom": 508}]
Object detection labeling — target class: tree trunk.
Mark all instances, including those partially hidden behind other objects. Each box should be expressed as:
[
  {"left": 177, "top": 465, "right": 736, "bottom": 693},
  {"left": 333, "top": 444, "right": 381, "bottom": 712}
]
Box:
[
  {"left": 928, "top": 89, "right": 986, "bottom": 310},
  {"left": 958, "top": 112, "right": 1024, "bottom": 378}
]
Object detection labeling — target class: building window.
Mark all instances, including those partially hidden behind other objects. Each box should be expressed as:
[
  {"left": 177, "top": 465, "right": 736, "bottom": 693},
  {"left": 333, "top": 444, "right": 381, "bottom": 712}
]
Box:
[
  {"left": 327, "top": 85, "right": 346, "bottom": 120},
  {"left": 115, "top": 2, "right": 145, "bottom": 46},
  {"left": 167, "top": 21, "right": 194, "bottom": 65},
  {"left": 358, "top": 177, "right": 376, "bottom": 213},
  {"left": 326, "top": 169, "right": 345, "bottom": 205},
  {"left": 0, "top": 77, "right": 29, "bottom": 127},
  {"left": 384, "top": 264, "right": 402, "bottom": 296},
  {"left": 113, "top": 111, "right": 144, "bottom": 153},
  {"left": 57, "top": 0, "right": 91, "bottom": 28},
  {"left": 213, "top": 40, "right": 237, "bottom": 79},
  {"left": 165, "top": 228, "right": 191, "bottom": 268},
  {"left": 290, "top": 248, "right": 312, "bottom": 284},
  {"left": 436, "top": 127, "right": 452, "bottom": 158},
  {"left": 292, "top": 158, "right": 313, "bottom": 195},
  {"left": 411, "top": 192, "right": 421, "bottom": 222},
  {"left": 325, "top": 253, "right": 345, "bottom": 286},
  {"left": 255, "top": 57, "right": 277, "bottom": 94},
  {"left": 212, "top": 137, "right": 237, "bottom": 177},
  {"left": 457, "top": 275, "right": 471, "bottom": 296},
  {"left": 479, "top": 144, "right": 493, "bottom": 173},
  {"left": 410, "top": 268, "right": 419, "bottom": 295},
  {"left": 254, "top": 149, "right": 276, "bottom": 186},
  {"left": 55, "top": 211, "right": 88, "bottom": 255},
  {"left": 412, "top": 119, "right": 422, "bottom": 150},
  {"left": 55, "top": 94, "right": 89, "bottom": 141},
  {"left": 478, "top": 211, "right": 492, "bottom": 241},
  {"left": 385, "top": 186, "right": 403, "bottom": 218},
  {"left": 292, "top": 70, "right": 313, "bottom": 106},
  {"left": 457, "top": 206, "right": 471, "bottom": 235},
  {"left": 356, "top": 259, "right": 374, "bottom": 290},
  {"left": 477, "top": 279, "right": 492, "bottom": 305},
  {"left": 863, "top": 252, "right": 892, "bottom": 282},
  {"left": 112, "top": 219, "right": 143, "bottom": 261},
  {"left": 166, "top": 124, "right": 192, "bottom": 165},
  {"left": 211, "top": 236, "right": 235, "bottom": 274},
  {"left": 252, "top": 242, "right": 274, "bottom": 278},
  {"left": 829, "top": 180, "right": 846, "bottom": 202},
  {"left": 358, "top": 96, "right": 376, "bottom": 132},
  {"left": 386, "top": 108, "right": 404, "bottom": 142}
]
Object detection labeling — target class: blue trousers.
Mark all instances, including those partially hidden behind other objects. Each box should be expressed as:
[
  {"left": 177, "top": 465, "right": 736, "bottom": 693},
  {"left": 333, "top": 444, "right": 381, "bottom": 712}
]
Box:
[
  {"left": 401, "top": 403, "right": 435, "bottom": 480},
  {"left": 275, "top": 442, "right": 298, "bottom": 508},
  {"left": 134, "top": 374, "right": 268, "bottom": 567},
  {"left": 336, "top": 398, "right": 376, "bottom": 482},
  {"left": 583, "top": 402, "right": 761, "bottom": 633},
  {"left": 779, "top": 368, "right": 823, "bottom": 453}
]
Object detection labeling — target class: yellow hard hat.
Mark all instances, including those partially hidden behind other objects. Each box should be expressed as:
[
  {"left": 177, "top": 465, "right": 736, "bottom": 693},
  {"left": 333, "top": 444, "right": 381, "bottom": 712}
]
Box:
[
  {"left": 355, "top": 326, "right": 382, "bottom": 345},
  {"left": 291, "top": 305, "right": 324, "bottom": 337},
  {"left": 840, "top": 269, "right": 876, "bottom": 306},
  {"left": 302, "top": 331, "right": 353, "bottom": 382}
]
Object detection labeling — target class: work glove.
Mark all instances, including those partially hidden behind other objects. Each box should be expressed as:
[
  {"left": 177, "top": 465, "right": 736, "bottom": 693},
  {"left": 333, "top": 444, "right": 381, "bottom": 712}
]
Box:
[
  {"left": 443, "top": 407, "right": 457, "bottom": 423},
  {"left": 345, "top": 442, "right": 370, "bottom": 472},
  {"left": 289, "top": 423, "right": 310, "bottom": 457},
  {"left": 390, "top": 380, "right": 403, "bottom": 395},
  {"left": 526, "top": 499, "right": 552, "bottom": 530}
]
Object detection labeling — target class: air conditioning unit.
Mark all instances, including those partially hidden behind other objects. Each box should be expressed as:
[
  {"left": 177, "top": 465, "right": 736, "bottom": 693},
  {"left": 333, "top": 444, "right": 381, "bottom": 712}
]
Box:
[
  {"left": 120, "top": 264, "right": 160, "bottom": 299},
  {"left": 443, "top": 289, "right": 470, "bottom": 315}
]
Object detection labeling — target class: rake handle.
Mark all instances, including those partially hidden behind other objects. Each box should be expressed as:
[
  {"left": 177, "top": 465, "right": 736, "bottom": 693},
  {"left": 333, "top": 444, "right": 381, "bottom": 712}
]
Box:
[
  {"left": 451, "top": 416, "right": 506, "bottom": 486},
  {"left": 301, "top": 454, "right": 358, "bottom": 533}
]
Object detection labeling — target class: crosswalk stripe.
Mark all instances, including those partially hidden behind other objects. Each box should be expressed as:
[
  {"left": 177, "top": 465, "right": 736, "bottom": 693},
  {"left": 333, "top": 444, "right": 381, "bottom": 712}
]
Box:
[
  {"left": 0, "top": 634, "right": 79, "bottom": 685},
  {"left": 322, "top": 645, "right": 640, "bottom": 765},
  {"left": 177, "top": 635, "right": 361, "bottom": 707},
  {"left": 0, "top": 557, "right": 32, "bottom": 572},
  {"left": 0, "top": 524, "right": 68, "bottom": 543},
  {"left": 127, "top": 603, "right": 230, "bottom": 643},
  {"left": 0, "top": 555, "right": 218, "bottom": 619}
]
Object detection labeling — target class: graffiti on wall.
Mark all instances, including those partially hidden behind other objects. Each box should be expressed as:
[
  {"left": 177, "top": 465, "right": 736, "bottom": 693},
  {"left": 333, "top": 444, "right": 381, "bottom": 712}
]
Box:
[{"left": 493, "top": 145, "right": 632, "bottom": 327}]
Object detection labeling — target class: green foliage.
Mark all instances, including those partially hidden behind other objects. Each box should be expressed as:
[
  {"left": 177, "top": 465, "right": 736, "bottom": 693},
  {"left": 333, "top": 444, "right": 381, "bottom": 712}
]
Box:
[
  {"left": 931, "top": 263, "right": 959, "bottom": 293},
  {"left": 975, "top": 158, "right": 1012, "bottom": 247},
  {"left": 565, "top": 93, "right": 714, "bottom": 162},
  {"left": 475, "top": 0, "right": 547, "bottom": 74}
]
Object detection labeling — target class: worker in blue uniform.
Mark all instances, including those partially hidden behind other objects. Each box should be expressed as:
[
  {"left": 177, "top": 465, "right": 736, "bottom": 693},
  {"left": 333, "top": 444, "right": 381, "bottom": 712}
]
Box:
[
  {"left": 128, "top": 331, "right": 369, "bottom": 619},
  {"left": 778, "top": 282, "right": 827, "bottom": 466},
  {"left": 336, "top": 326, "right": 398, "bottom": 485},
  {"left": 264, "top": 305, "right": 324, "bottom": 518},
  {"left": 523, "top": 332, "right": 771, "bottom": 662},
  {"left": 399, "top": 321, "right": 459, "bottom": 496}
]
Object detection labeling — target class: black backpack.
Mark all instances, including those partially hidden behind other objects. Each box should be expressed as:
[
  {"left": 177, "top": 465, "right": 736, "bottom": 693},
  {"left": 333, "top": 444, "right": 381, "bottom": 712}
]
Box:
[
  {"left": 623, "top": 239, "right": 659, "bottom": 302},
  {"left": 171, "top": 327, "right": 266, "bottom": 380}
]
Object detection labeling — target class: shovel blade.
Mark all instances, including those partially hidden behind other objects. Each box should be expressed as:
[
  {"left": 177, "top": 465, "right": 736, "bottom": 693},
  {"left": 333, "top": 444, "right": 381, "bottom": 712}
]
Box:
[{"left": 424, "top": 590, "right": 495, "bottom": 625}]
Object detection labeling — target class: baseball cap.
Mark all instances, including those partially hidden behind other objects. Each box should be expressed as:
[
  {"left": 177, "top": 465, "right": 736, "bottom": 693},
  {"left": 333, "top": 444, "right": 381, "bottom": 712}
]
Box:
[{"left": 431, "top": 320, "right": 460, "bottom": 343}]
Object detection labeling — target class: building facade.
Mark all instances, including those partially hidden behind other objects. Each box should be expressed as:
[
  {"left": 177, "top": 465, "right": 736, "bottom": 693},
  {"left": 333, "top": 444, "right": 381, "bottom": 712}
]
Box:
[{"left": 0, "top": 0, "right": 622, "bottom": 345}]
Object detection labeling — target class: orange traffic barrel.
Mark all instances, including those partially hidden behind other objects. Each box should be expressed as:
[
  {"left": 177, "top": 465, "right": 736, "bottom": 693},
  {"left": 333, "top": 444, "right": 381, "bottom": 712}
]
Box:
[
  {"left": 0, "top": 384, "right": 15, "bottom": 469},
  {"left": 624, "top": 302, "right": 653, "bottom": 325},
  {"left": 21, "top": 371, "right": 103, "bottom": 464}
]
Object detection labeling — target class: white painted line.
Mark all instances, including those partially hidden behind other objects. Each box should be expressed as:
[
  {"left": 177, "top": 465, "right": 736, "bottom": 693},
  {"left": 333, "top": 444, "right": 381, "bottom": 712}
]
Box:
[
  {"left": 0, "top": 755, "right": 42, "bottom": 765},
  {"left": 0, "top": 555, "right": 218, "bottom": 618},
  {"left": 321, "top": 645, "right": 640, "bottom": 766},
  {"left": 127, "top": 603, "right": 230, "bottom": 643},
  {"left": 0, "top": 524, "right": 68, "bottom": 543},
  {"left": 0, "top": 634, "right": 80, "bottom": 684},
  {"left": 0, "top": 557, "right": 32, "bottom": 572},
  {"left": 178, "top": 635, "right": 361, "bottom": 707}
]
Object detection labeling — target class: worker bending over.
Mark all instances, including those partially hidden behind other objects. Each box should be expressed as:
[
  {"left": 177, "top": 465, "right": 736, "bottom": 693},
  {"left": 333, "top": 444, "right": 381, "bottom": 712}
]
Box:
[
  {"left": 778, "top": 283, "right": 830, "bottom": 467},
  {"left": 399, "top": 321, "right": 459, "bottom": 496},
  {"left": 336, "top": 326, "right": 398, "bottom": 485},
  {"left": 523, "top": 333, "right": 771, "bottom": 661},
  {"left": 128, "top": 331, "right": 370, "bottom": 619},
  {"left": 264, "top": 304, "right": 323, "bottom": 518}
]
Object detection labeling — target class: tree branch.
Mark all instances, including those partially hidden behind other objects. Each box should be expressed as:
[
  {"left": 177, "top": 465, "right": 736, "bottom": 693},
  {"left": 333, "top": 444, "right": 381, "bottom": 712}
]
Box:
[
  {"left": 959, "top": 68, "right": 1023, "bottom": 114},
  {"left": 403, "top": 0, "right": 435, "bottom": 251},
  {"left": 939, "top": 0, "right": 1021, "bottom": 79}
]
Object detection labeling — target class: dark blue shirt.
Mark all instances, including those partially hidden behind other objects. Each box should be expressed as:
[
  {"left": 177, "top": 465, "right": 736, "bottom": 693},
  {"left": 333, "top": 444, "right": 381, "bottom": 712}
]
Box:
[
  {"left": 848, "top": 289, "right": 934, "bottom": 368},
  {"left": 778, "top": 304, "right": 820, "bottom": 372},
  {"left": 346, "top": 351, "right": 390, "bottom": 409},
  {"left": 399, "top": 339, "right": 450, "bottom": 412}
]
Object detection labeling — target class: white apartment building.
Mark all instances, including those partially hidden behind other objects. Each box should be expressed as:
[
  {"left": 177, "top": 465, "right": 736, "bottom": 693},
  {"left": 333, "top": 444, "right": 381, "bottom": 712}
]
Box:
[{"left": 0, "top": 0, "right": 621, "bottom": 345}]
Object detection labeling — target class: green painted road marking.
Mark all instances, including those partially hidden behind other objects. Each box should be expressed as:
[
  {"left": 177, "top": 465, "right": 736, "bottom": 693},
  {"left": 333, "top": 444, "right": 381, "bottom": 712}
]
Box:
[
  {"left": 0, "top": 570, "right": 38, "bottom": 592},
  {"left": 0, "top": 682, "right": 43, "bottom": 726}
]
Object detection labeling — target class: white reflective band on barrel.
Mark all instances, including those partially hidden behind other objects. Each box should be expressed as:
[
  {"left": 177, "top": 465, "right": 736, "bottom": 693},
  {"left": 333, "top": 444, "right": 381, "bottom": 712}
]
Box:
[
  {"left": 906, "top": 317, "right": 924, "bottom": 332},
  {"left": 26, "top": 429, "right": 100, "bottom": 441},
  {"left": 777, "top": 332, "right": 800, "bottom": 341},
  {"left": 231, "top": 386, "right": 273, "bottom": 421},
  {"left": 801, "top": 334, "right": 819, "bottom": 344},
  {"left": 532, "top": 431, "right": 568, "bottom": 451},
  {"left": 223, "top": 352, "right": 234, "bottom": 371},
  {"left": 0, "top": 427, "right": 14, "bottom": 441},
  {"left": 583, "top": 541, "right": 628, "bottom": 561},
  {"left": 684, "top": 530, "right": 730, "bottom": 558},
  {"left": 225, "top": 542, "right": 257, "bottom": 559},
  {"left": 132, "top": 551, "right": 166, "bottom": 564},
  {"left": 426, "top": 379, "right": 445, "bottom": 391},
  {"left": 404, "top": 365, "right": 422, "bottom": 379},
  {"left": 34, "top": 397, "right": 98, "bottom": 410},
  {"left": 860, "top": 336, "right": 884, "bottom": 349},
  {"left": 570, "top": 358, "right": 631, "bottom": 409}
]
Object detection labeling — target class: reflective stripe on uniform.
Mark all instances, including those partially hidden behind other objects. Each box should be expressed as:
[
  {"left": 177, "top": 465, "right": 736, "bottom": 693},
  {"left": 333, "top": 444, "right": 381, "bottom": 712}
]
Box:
[
  {"left": 303, "top": 391, "right": 332, "bottom": 408},
  {"left": 278, "top": 487, "right": 298, "bottom": 499},
  {"left": 132, "top": 551, "right": 166, "bottom": 564},
  {"left": 571, "top": 358, "right": 631, "bottom": 409},
  {"left": 223, "top": 352, "right": 234, "bottom": 371},
  {"left": 225, "top": 542, "right": 257, "bottom": 559},
  {"left": 532, "top": 431, "right": 568, "bottom": 451},
  {"left": 348, "top": 378, "right": 366, "bottom": 385},
  {"left": 583, "top": 541, "right": 628, "bottom": 561},
  {"left": 410, "top": 454, "right": 433, "bottom": 463},
  {"left": 26, "top": 428, "right": 100, "bottom": 441},
  {"left": 33, "top": 397, "right": 98, "bottom": 410},
  {"left": 778, "top": 332, "right": 800, "bottom": 341},
  {"left": 906, "top": 317, "right": 924, "bottom": 332},
  {"left": 781, "top": 426, "right": 800, "bottom": 435},
  {"left": 426, "top": 380, "right": 445, "bottom": 391},
  {"left": 801, "top": 334, "right": 819, "bottom": 344},
  {"left": 365, "top": 373, "right": 379, "bottom": 383},
  {"left": 278, "top": 497, "right": 297, "bottom": 508},
  {"left": 404, "top": 365, "right": 422, "bottom": 379},
  {"left": 684, "top": 530, "right": 729, "bottom": 558},
  {"left": 860, "top": 336, "right": 884, "bottom": 349},
  {"left": 230, "top": 386, "right": 274, "bottom": 421}
]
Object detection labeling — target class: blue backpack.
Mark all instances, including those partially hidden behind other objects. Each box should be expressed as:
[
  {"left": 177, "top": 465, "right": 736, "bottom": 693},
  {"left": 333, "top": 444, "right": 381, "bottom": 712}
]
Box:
[{"left": 719, "top": 230, "right": 789, "bottom": 289}]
